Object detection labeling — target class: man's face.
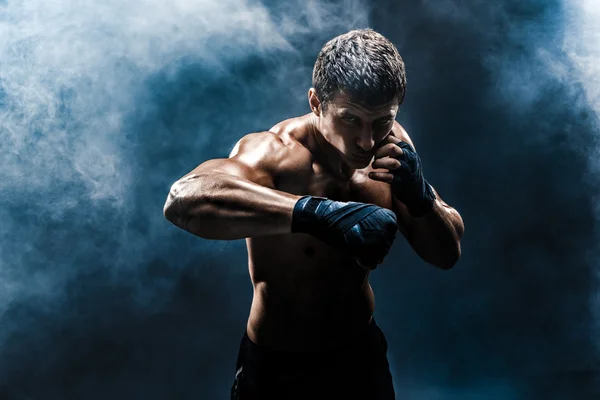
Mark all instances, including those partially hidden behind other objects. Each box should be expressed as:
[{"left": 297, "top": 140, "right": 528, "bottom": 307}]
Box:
[{"left": 311, "top": 90, "right": 399, "bottom": 168}]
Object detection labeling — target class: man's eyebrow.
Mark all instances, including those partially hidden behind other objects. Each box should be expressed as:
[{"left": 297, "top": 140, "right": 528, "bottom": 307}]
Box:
[{"left": 339, "top": 109, "right": 393, "bottom": 119}]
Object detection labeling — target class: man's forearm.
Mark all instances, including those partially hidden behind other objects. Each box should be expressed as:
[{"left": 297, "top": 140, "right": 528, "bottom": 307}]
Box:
[
  {"left": 164, "top": 173, "right": 300, "bottom": 240},
  {"left": 405, "top": 199, "right": 464, "bottom": 269}
]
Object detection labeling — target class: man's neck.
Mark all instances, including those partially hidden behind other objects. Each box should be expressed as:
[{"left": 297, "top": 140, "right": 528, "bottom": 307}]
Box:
[{"left": 307, "top": 113, "right": 355, "bottom": 181}]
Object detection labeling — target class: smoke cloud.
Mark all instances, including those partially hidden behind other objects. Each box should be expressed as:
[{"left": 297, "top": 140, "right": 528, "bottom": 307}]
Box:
[{"left": 1, "top": 0, "right": 599, "bottom": 398}]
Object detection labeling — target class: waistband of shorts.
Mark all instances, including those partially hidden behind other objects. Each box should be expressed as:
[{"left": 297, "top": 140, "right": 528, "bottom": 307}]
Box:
[{"left": 242, "top": 316, "right": 379, "bottom": 359}]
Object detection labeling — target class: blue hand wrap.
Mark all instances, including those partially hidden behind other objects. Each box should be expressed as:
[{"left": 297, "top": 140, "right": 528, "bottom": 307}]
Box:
[
  {"left": 291, "top": 196, "right": 397, "bottom": 265},
  {"left": 391, "top": 141, "right": 436, "bottom": 217}
]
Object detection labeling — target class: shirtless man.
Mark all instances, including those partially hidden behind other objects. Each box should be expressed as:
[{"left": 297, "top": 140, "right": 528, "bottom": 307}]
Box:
[{"left": 163, "top": 29, "right": 464, "bottom": 399}]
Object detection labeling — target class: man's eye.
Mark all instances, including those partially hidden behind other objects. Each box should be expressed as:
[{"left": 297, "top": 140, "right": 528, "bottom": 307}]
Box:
[
  {"left": 377, "top": 119, "right": 392, "bottom": 125},
  {"left": 342, "top": 115, "right": 358, "bottom": 122}
]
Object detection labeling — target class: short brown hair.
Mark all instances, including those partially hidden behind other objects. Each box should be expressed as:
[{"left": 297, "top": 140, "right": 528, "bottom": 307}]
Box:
[{"left": 312, "top": 28, "right": 407, "bottom": 111}]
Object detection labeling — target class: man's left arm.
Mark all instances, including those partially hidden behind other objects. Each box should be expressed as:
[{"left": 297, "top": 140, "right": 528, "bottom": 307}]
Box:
[
  {"left": 392, "top": 186, "right": 464, "bottom": 269},
  {"left": 369, "top": 122, "right": 464, "bottom": 270}
]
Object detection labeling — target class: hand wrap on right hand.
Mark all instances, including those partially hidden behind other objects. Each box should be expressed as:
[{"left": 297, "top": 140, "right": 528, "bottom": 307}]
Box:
[{"left": 291, "top": 196, "right": 397, "bottom": 265}]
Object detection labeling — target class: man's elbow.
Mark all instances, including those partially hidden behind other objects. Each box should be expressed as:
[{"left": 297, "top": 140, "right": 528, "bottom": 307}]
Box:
[
  {"left": 436, "top": 221, "right": 464, "bottom": 270},
  {"left": 163, "top": 183, "right": 186, "bottom": 226},
  {"left": 436, "top": 244, "right": 460, "bottom": 270},
  {"left": 163, "top": 199, "right": 178, "bottom": 224},
  {"left": 437, "top": 254, "right": 460, "bottom": 270},
  {"left": 431, "top": 243, "right": 461, "bottom": 270}
]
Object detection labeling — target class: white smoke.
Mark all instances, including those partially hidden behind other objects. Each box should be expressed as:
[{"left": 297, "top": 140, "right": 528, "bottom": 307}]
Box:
[
  {"left": 482, "top": 1, "right": 600, "bottom": 127},
  {"left": 563, "top": 0, "right": 600, "bottom": 125},
  {"left": 0, "top": 0, "right": 295, "bottom": 203},
  {"left": 484, "top": 0, "right": 600, "bottom": 374},
  {"left": 0, "top": 0, "right": 368, "bottom": 339},
  {"left": 419, "top": 0, "right": 600, "bottom": 384}
]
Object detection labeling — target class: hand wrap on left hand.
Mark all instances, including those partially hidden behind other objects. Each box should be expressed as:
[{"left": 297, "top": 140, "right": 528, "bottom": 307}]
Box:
[{"left": 391, "top": 141, "right": 436, "bottom": 217}]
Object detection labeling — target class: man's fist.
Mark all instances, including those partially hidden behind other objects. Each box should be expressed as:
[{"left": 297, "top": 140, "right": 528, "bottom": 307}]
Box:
[
  {"left": 291, "top": 196, "right": 398, "bottom": 269},
  {"left": 369, "top": 138, "right": 436, "bottom": 217}
]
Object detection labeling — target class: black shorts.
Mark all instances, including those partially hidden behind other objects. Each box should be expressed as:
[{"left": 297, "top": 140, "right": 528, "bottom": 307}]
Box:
[{"left": 230, "top": 318, "right": 395, "bottom": 400}]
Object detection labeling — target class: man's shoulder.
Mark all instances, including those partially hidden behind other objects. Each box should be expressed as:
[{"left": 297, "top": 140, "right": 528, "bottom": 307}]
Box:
[
  {"left": 230, "top": 115, "right": 313, "bottom": 173},
  {"left": 268, "top": 114, "right": 315, "bottom": 147}
]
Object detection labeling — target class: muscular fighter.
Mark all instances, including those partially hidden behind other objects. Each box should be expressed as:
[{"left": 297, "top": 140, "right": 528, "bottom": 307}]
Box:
[{"left": 163, "top": 29, "right": 464, "bottom": 399}]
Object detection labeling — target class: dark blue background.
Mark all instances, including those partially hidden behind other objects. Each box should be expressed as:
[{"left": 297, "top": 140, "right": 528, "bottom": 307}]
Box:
[{"left": 1, "top": 0, "right": 598, "bottom": 398}]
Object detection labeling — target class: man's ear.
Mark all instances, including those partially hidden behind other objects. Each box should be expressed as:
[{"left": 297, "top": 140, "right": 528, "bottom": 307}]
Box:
[{"left": 308, "top": 88, "right": 321, "bottom": 116}]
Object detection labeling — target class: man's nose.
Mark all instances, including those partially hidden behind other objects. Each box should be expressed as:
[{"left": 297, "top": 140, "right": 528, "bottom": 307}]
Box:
[{"left": 356, "top": 129, "right": 375, "bottom": 152}]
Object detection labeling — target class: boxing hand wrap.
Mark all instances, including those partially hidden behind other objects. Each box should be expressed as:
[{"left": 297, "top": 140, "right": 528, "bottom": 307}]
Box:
[
  {"left": 391, "top": 141, "right": 436, "bottom": 217},
  {"left": 291, "top": 196, "right": 397, "bottom": 265}
]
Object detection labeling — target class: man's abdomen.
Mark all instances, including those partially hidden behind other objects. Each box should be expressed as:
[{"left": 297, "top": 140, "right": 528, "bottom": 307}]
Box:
[{"left": 245, "top": 235, "right": 376, "bottom": 352}]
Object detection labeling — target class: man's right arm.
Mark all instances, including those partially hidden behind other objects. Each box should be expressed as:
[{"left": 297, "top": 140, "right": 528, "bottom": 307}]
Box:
[{"left": 163, "top": 132, "right": 301, "bottom": 240}]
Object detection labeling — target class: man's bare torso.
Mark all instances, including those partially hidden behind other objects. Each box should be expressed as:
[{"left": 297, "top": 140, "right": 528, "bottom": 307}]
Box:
[{"left": 245, "top": 114, "right": 395, "bottom": 352}]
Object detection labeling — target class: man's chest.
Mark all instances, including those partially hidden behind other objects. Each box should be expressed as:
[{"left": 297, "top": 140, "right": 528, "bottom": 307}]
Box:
[{"left": 276, "top": 161, "right": 393, "bottom": 210}]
